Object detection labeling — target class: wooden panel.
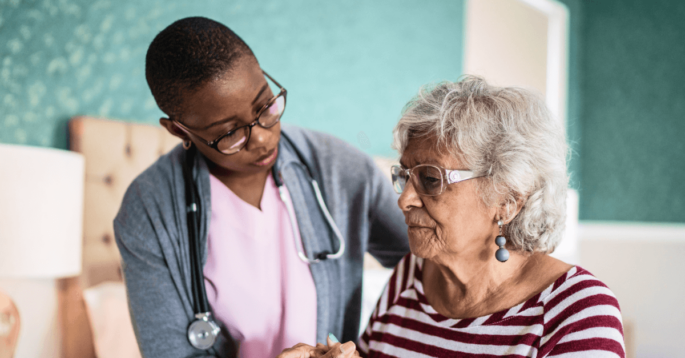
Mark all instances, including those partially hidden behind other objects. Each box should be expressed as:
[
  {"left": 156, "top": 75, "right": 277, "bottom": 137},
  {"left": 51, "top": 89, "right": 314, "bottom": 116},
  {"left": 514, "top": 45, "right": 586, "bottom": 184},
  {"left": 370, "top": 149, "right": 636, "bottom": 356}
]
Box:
[{"left": 58, "top": 277, "right": 96, "bottom": 358}]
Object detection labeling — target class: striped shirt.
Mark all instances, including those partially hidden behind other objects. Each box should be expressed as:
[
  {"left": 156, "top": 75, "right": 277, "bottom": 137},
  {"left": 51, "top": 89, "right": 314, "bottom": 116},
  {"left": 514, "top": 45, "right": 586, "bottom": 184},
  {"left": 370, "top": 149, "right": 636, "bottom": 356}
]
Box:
[{"left": 359, "top": 254, "right": 625, "bottom": 357}]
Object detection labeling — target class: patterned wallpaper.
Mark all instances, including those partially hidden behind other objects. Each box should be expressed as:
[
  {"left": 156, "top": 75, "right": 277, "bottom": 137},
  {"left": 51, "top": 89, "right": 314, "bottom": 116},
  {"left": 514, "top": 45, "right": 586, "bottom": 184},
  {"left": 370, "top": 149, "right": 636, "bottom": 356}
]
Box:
[
  {"left": 0, "top": 0, "right": 464, "bottom": 154},
  {"left": 1, "top": 0, "right": 170, "bottom": 148}
]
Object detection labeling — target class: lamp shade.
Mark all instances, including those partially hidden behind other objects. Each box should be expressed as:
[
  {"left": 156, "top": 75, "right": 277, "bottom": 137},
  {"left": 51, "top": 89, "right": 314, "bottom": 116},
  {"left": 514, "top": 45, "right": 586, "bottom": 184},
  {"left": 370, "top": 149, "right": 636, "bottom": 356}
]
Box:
[{"left": 0, "top": 143, "right": 84, "bottom": 278}]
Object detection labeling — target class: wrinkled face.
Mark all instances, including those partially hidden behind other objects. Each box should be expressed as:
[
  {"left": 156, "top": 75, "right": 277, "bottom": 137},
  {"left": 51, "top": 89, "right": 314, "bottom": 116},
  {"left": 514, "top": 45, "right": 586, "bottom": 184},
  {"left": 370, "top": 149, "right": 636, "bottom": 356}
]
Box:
[
  {"left": 171, "top": 58, "right": 281, "bottom": 175},
  {"left": 398, "top": 137, "right": 499, "bottom": 262}
]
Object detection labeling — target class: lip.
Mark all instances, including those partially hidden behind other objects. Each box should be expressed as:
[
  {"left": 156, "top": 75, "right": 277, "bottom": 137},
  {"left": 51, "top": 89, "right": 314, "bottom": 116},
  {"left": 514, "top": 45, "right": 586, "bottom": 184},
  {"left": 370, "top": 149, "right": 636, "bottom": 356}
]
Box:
[
  {"left": 254, "top": 147, "right": 278, "bottom": 166},
  {"left": 406, "top": 220, "right": 434, "bottom": 228}
]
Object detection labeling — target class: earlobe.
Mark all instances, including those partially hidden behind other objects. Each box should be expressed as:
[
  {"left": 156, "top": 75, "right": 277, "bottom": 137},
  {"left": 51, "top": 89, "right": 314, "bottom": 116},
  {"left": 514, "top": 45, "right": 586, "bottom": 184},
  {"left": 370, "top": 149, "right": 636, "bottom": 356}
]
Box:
[{"left": 496, "top": 206, "right": 515, "bottom": 225}]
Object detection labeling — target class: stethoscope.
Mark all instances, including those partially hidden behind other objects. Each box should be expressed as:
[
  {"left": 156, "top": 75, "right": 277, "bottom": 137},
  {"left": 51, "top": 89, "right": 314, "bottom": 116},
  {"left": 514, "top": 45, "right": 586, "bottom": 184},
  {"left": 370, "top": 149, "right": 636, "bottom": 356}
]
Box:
[{"left": 183, "top": 132, "right": 345, "bottom": 350}]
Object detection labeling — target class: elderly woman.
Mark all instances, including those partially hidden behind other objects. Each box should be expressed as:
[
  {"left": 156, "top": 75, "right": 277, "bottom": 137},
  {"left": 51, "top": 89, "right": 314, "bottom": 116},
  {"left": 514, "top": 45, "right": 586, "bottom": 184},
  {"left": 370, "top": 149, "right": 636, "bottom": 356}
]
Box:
[
  {"left": 278, "top": 77, "right": 625, "bottom": 358},
  {"left": 356, "top": 76, "right": 625, "bottom": 357}
]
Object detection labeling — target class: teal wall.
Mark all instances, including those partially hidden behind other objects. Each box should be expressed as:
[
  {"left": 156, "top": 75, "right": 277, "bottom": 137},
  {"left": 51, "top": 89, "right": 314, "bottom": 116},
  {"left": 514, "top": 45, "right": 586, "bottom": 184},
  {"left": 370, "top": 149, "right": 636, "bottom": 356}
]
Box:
[
  {"left": 558, "top": 0, "right": 685, "bottom": 223},
  {"left": 0, "top": 0, "right": 464, "bottom": 157},
  {"left": 578, "top": 0, "right": 685, "bottom": 223},
  {"left": 7, "top": 0, "right": 679, "bottom": 223}
]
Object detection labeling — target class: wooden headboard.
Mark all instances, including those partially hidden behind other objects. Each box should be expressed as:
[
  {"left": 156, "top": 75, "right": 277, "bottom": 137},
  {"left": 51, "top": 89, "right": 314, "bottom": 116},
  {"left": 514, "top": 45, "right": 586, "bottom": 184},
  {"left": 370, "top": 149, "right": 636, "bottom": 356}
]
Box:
[
  {"left": 69, "top": 116, "right": 181, "bottom": 288},
  {"left": 61, "top": 116, "right": 180, "bottom": 357}
]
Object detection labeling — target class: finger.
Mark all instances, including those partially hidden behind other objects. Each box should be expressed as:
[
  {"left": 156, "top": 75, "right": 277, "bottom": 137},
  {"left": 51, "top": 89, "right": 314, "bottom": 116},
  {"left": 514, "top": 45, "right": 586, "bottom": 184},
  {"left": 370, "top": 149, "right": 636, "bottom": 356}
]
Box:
[
  {"left": 275, "top": 348, "right": 301, "bottom": 358},
  {"left": 316, "top": 343, "right": 329, "bottom": 351},
  {"left": 275, "top": 348, "right": 299, "bottom": 358},
  {"left": 312, "top": 347, "right": 328, "bottom": 357},
  {"left": 327, "top": 333, "right": 340, "bottom": 348},
  {"left": 339, "top": 341, "right": 356, "bottom": 357},
  {"left": 276, "top": 344, "right": 318, "bottom": 358},
  {"left": 322, "top": 341, "right": 357, "bottom": 358}
]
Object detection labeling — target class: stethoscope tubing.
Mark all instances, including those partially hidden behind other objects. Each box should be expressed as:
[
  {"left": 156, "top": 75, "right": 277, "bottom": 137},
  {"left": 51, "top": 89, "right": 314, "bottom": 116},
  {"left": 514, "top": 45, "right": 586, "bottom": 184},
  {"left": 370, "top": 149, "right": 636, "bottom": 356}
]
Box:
[
  {"left": 276, "top": 167, "right": 346, "bottom": 264},
  {"left": 184, "top": 133, "right": 346, "bottom": 350}
]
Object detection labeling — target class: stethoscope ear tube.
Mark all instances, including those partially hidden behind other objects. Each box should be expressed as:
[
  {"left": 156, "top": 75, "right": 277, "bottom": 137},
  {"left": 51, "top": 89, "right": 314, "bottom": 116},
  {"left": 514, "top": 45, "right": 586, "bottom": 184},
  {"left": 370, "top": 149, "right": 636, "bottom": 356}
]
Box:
[
  {"left": 275, "top": 132, "right": 347, "bottom": 264},
  {"left": 276, "top": 162, "right": 346, "bottom": 264},
  {"left": 310, "top": 179, "right": 345, "bottom": 260},
  {"left": 183, "top": 148, "right": 219, "bottom": 349}
]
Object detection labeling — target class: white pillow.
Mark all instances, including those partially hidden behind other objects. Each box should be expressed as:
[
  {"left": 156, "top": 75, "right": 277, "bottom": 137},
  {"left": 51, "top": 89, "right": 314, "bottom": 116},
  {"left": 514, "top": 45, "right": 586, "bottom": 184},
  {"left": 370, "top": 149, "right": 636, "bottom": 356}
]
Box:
[{"left": 83, "top": 282, "right": 141, "bottom": 358}]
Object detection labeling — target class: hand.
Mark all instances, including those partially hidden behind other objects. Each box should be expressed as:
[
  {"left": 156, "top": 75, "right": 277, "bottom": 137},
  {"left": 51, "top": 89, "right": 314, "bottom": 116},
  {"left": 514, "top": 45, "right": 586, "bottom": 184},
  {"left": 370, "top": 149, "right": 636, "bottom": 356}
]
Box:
[
  {"left": 276, "top": 343, "right": 326, "bottom": 358},
  {"left": 276, "top": 335, "right": 359, "bottom": 358},
  {"left": 321, "top": 335, "right": 361, "bottom": 358}
]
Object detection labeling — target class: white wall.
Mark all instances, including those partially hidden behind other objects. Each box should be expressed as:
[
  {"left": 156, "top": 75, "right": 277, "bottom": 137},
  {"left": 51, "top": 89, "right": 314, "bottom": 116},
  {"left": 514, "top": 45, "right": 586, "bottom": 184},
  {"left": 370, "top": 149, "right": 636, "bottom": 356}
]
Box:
[
  {"left": 463, "top": 0, "right": 568, "bottom": 125},
  {"left": 579, "top": 223, "right": 685, "bottom": 358},
  {"left": 464, "top": 0, "right": 549, "bottom": 95}
]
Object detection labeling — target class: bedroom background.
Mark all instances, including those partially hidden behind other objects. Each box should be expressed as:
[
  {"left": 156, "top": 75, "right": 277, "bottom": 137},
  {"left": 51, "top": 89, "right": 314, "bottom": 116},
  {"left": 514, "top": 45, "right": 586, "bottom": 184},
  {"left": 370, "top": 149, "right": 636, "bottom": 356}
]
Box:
[{"left": 1, "top": 0, "right": 684, "bottom": 357}]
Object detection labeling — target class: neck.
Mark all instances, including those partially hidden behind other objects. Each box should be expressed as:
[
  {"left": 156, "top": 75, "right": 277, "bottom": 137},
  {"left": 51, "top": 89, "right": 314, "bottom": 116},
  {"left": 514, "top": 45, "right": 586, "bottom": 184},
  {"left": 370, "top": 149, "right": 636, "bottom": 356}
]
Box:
[
  {"left": 424, "top": 245, "right": 532, "bottom": 318},
  {"left": 208, "top": 163, "right": 271, "bottom": 209}
]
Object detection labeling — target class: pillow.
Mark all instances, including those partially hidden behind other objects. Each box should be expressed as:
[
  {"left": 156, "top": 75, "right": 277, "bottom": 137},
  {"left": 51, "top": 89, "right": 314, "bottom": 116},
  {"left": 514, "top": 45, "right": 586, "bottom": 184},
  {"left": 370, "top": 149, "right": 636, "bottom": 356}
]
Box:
[{"left": 83, "top": 282, "right": 141, "bottom": 358}]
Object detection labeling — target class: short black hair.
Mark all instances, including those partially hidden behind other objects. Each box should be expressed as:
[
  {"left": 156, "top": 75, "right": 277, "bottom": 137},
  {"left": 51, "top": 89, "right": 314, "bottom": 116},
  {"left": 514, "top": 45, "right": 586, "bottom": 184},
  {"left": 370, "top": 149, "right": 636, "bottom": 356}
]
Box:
[{"left": 145, "top": 16, "right": 255, "bottom": 116}]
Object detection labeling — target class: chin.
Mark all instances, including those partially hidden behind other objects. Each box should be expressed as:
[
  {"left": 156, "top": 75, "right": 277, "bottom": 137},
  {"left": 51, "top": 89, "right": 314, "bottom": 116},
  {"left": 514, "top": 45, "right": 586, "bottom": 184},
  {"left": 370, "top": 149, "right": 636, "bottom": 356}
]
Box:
[{"left": 407, "top": 227, "right": 442, "bottom": 260}]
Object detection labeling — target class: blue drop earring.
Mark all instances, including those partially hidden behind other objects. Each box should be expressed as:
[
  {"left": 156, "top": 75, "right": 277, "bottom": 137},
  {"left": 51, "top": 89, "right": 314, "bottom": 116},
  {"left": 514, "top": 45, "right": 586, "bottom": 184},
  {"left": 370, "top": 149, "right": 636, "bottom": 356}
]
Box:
[{"left": 495, "top": 220, "right": 510, "bottom": 263}]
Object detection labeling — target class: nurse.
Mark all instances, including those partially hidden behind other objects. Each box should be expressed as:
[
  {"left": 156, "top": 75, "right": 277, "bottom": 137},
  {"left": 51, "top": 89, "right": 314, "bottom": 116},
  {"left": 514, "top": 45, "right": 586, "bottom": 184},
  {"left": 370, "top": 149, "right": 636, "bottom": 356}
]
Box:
[{"left": 114, "top": 16, "right": 409, "bottom": 358}]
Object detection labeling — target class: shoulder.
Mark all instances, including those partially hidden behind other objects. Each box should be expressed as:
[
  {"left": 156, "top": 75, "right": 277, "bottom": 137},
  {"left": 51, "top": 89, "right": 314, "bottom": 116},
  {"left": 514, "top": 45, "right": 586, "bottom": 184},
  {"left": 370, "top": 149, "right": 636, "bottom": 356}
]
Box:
[
  {"left": 542, "top": 266, "right": 621, "bottom": 316},
  {"left": 374, "top": 253, "right": 416, "bottom": 315},
  {"left": 281, "top": 124, "right": 360, "bottom": 155},
  {"left": 281, "top": 124, "right": 379, "bottom": 180},
  {"left": 114, "top": 145, "right": 184, "bottom": 240},
  {"left": 540, "top": 266, "right": 625, "bottom": 356}
]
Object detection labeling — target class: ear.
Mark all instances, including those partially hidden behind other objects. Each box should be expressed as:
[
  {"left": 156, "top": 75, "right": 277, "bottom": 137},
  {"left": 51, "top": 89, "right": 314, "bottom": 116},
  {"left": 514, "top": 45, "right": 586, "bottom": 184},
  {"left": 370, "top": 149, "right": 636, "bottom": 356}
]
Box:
[
  {"left": 159, "top": 117, "right": 189, "bottom": 141},
  {"left": 497, "top": 193, "right": 527, "bottom": 225}
]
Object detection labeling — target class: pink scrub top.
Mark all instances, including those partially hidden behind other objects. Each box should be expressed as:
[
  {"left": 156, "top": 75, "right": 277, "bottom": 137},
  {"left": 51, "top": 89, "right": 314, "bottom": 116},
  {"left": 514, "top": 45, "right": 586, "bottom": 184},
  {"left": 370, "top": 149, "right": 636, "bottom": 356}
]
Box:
[{"left": 203, "top": 174, "right": 318, "bottom": 358}]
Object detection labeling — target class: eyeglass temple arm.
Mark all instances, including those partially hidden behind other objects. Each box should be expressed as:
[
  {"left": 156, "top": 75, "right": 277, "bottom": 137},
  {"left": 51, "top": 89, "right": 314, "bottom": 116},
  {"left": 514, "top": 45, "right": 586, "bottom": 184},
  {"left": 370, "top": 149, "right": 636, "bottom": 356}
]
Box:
[
  {"left": 262, "top": 71, "right": 286, "bottom": 94},
  {"left": 445, "top": 169, "right": 478, "bottom": 184}
]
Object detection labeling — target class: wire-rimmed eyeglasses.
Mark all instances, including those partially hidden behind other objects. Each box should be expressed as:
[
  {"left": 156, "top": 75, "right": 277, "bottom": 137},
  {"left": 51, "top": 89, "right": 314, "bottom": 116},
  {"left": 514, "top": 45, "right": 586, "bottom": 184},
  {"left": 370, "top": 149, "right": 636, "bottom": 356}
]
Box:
[{"left": 391, "top": 164, "right": 481, "bottom": 196}]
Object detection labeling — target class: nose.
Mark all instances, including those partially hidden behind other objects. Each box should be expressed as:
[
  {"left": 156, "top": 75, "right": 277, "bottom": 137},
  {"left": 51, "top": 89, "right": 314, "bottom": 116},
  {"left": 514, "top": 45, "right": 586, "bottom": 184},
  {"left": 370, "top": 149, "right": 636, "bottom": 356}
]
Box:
[
  {"left": 398, "top": 178, "right": 423, "bottom": 212},
  {"left": 247, "top": 121, "right": 271, "bottom": 149}
]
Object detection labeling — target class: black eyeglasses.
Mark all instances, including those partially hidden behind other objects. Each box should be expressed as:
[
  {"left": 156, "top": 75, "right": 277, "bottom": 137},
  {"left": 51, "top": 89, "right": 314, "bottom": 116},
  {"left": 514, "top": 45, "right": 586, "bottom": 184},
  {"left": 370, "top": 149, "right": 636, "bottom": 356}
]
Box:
[
  {"left": 173, "top": 71, "right": 287, "bottom": 155},
  {"left": 391, "top": 164, "right": 481, "bottom": 196}
]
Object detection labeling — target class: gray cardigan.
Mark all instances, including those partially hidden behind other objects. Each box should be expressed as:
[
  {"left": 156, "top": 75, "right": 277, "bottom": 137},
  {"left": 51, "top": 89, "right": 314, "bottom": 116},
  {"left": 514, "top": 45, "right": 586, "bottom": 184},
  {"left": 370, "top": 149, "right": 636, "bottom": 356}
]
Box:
[{"left": 114, "top": 125, "right": 409, "bottom": 357}]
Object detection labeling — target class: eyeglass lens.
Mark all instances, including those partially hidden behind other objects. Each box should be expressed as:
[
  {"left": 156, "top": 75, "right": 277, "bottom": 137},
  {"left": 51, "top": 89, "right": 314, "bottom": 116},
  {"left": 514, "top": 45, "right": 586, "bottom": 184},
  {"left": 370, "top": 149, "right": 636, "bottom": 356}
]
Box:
[
  {"left": 391, "top": 165, "right": 444, "bottom": 196},
  {"left": 216, "top": 95, "right": 286, "bottom": 154}
]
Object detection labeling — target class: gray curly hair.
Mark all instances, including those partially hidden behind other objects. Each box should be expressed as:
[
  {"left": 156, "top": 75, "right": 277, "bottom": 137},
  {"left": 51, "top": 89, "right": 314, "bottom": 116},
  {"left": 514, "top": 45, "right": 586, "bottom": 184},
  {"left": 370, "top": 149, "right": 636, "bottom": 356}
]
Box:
[{"left": 393, "top": 76, "right": 569, "bottom": 253}]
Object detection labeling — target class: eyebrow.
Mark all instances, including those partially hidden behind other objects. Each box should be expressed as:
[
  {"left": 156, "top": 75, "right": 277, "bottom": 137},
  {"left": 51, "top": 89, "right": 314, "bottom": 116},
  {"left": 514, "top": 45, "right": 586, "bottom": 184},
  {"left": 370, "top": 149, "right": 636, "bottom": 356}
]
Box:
[
  {"left": 201, "top": 115, "right": 239, "bottom": 130},
  {"left": 399, "top": 156, "right": 442, "bottom": 168},
  {"left": 251, "top": 83, "right": 269, "bottom": 105},
  {"left": 201, "top": 83, "right": 270, "bottom": 130}
]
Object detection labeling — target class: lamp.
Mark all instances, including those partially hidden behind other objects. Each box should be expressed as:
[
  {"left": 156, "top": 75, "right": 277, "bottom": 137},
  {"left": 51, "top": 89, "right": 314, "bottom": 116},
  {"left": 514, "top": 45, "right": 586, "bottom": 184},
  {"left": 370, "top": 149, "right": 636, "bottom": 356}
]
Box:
[{"left": 0, "top": 143, "right": 85, "bottom": 358}]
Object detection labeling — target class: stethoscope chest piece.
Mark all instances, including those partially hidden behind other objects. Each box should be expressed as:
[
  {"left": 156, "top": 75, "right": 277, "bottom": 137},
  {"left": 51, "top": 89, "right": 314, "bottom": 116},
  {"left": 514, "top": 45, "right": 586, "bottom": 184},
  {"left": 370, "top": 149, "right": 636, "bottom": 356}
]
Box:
[{"left": 188, "top": 313, "right": 220, "bottom": 350}]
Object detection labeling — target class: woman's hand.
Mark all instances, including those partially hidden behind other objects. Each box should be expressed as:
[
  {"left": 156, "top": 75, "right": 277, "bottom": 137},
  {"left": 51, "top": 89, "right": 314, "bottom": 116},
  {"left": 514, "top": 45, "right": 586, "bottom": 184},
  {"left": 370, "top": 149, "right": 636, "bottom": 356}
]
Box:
[
  {"left": 276, "top": 335, "right": 360, "bottom": 358},
  {"left": 276, "top": 343, "right": 326, "bottom": 358},
  {"left": 321, "top": 335, "right": 361, "bottom": 358}
]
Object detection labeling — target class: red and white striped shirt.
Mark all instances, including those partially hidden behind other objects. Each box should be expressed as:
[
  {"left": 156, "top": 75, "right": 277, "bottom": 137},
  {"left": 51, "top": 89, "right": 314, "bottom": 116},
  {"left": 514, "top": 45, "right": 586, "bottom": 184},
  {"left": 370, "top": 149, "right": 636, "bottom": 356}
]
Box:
[{"left": 359, "top": 254, "right": 625, "bottom": 357}]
